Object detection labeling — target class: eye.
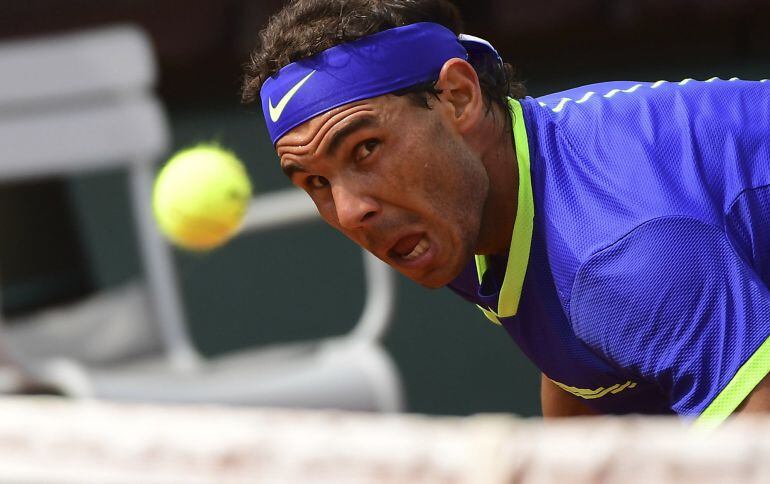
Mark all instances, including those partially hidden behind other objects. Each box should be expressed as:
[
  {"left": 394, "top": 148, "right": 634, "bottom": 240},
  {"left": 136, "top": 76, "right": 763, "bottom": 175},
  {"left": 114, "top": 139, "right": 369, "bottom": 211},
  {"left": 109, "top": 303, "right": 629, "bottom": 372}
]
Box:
[
  {"left": 305, "top": 175, "right": 329, "bottom": 190},
  {"left": 354, "top": 139, "right": 379, "bottom": 162}
]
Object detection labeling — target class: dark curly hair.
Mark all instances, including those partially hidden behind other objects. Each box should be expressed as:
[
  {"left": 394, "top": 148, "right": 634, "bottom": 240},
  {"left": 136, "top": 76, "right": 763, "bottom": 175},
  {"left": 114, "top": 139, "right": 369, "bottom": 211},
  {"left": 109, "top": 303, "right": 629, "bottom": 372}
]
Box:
[{"left": 241, "top": 0, "right": 525, "bottom": 123}]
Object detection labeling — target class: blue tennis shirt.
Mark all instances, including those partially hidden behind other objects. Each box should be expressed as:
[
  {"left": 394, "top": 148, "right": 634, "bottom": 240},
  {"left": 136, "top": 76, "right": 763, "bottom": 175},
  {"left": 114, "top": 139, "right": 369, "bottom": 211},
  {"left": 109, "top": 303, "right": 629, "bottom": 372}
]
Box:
[{"left": 448, "top": 78, "right": 770, "bottom": 427}]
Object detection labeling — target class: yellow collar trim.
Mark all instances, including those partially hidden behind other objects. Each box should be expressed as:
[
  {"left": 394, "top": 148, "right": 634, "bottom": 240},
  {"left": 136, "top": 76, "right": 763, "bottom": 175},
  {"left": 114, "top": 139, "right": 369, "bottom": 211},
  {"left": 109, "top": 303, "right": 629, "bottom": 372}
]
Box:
[{"left": 474, "top": 98, "right": 534, "bottom": 318}]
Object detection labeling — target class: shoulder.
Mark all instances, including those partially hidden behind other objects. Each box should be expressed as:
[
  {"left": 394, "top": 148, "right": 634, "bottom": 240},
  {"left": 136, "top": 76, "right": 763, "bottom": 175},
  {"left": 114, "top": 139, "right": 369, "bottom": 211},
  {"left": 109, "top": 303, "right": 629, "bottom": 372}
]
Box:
[
  {"left": 535, "top": 78, "right": 769, "bottom": 115},
  {"left": 569, "top": 216, "right": 733, "bottom": 362},
  {"left": 570, "top": 214, "right": 769, "bottom": 370},
  {"left": 531, "top": 78, "right": 770, "bottom": 141},
  {"left": 569, "top": 215, "right": 770, "bottom": 417}
]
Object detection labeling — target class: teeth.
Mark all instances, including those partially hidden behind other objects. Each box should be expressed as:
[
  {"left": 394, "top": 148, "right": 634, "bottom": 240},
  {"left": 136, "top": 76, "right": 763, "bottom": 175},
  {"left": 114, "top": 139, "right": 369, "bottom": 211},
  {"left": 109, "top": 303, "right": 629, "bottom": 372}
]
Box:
[{"left": 403, "top": 237, "right": 430, "bottom": 261}]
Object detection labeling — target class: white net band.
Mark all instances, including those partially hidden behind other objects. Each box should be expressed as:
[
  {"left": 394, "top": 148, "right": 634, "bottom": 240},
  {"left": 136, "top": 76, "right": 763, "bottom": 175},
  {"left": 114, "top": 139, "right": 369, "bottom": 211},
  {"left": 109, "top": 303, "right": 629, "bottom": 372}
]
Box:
[{"left": 0, "top": 397, "right": 764, "bottom": 483}]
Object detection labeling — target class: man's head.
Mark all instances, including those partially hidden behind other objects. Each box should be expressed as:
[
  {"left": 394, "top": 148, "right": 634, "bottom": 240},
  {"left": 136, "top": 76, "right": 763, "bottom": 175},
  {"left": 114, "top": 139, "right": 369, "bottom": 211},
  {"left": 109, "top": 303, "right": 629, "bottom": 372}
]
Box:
[{"left": 242, "top": 0, "right": 525, "bottom": 288}]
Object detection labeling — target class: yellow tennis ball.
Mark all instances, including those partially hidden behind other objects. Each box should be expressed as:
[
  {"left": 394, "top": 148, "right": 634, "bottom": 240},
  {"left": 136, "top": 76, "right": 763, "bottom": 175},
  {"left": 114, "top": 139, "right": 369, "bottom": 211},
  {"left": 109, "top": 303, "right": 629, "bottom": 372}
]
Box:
[{"left": 153, "top": 144, "right": 252, "bottom": 251}]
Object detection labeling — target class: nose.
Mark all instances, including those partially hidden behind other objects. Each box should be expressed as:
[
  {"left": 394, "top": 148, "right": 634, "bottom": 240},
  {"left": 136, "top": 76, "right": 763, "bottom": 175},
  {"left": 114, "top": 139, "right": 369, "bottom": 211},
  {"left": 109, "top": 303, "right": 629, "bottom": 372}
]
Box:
[{"left": 331, "top": 183, "right": 379, "bottom": 229}]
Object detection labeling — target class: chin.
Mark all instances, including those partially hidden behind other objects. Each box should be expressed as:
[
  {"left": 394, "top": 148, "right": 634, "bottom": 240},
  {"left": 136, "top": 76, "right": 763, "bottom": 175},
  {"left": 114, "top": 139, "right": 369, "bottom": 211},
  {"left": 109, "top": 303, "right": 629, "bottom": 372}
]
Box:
[
  {"left": 405, "top": 259, "right": 468, "bottom": 289},
  {"left": 415, "top": 277, "right": 447, "bottom": 289}
]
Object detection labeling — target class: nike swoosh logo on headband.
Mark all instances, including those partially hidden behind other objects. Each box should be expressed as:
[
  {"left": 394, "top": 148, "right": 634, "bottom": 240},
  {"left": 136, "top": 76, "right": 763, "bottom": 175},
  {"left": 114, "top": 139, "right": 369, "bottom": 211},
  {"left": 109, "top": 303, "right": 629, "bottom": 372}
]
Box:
[{"left": 269, "top": 70, "right": 316, "bottom": 123}]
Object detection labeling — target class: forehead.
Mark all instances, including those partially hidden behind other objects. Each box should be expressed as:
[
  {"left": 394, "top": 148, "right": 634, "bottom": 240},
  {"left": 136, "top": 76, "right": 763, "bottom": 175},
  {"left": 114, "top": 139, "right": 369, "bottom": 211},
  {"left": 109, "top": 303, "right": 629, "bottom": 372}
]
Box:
[{"left": 274, "top": 94, "right": 414, "bottom": 156}]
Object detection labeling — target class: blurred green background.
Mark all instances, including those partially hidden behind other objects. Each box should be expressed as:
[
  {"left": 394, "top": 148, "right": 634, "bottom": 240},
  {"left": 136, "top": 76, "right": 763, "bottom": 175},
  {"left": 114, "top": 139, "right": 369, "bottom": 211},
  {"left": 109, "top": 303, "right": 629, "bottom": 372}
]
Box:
[{"left": 1, "top": 0, "right": 768, "bottom": 417}]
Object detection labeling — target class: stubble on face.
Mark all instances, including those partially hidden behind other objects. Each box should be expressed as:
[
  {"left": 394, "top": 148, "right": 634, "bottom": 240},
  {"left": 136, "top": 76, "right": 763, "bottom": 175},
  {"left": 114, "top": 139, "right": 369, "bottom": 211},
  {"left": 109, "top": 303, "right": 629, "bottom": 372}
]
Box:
[
  {"left": 385, "top": 104, "right": 489, "bottom": 287},
  {"left": 278, "top": 95, "right": 491, "bottom": 288}
]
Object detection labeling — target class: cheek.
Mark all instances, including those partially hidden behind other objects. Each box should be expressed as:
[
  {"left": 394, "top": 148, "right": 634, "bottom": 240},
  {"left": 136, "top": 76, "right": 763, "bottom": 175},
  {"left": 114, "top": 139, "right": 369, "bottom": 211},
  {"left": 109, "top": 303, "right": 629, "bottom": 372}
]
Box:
[
  {"left": 311, "top": 191, "right": 370, "bottom": 244},
  {"left": 415, "top": 145, "right": 487, "bottom": 219},
  {"left": 408, "top": 121, "right": 485, "bottom": 210},
  {"left": 307, "top": 191, "right": 339, "bottom": 226}
]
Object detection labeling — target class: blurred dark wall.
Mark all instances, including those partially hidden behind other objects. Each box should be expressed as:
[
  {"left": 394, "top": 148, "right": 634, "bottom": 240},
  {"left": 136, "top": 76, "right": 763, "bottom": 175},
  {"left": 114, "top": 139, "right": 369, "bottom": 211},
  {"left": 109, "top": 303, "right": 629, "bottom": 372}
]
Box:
[
  {"left": 0, "top": 1, "right": 768, "bottom": 417},
  {"left": 463, "top": 0, "right": 770, "bottom": 81},
  {"left": 2, "top": 1, "right": 767, "bottom": 103}
]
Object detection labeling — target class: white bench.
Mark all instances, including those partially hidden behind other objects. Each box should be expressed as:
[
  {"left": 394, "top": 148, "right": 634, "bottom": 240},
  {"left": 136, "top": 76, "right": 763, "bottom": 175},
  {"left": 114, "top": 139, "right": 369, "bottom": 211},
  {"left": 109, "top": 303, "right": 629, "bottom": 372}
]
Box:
[{"left": 0, "top": 25, "right": 402, "bottom": 412}]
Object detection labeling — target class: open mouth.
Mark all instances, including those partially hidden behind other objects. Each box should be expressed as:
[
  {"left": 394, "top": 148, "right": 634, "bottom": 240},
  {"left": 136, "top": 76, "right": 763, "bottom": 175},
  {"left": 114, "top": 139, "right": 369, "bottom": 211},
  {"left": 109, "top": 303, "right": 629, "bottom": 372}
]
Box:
[{"left": 389, "top": 233, "right": 431, "bottom": 262}]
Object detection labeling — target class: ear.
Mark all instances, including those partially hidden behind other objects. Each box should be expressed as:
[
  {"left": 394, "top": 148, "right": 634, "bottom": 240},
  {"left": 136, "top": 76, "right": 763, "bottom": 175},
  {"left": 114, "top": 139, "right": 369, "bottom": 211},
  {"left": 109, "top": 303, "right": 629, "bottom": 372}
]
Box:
[{"left": 434, "top": 58, "right": 484, "bottom": 134}]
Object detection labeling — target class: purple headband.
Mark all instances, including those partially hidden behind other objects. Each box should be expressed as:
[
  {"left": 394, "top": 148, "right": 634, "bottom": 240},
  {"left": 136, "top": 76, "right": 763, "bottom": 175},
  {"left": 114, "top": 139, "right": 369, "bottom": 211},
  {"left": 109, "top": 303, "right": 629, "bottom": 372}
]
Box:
[{"left": 260, "top": 22, "right": 501, "bottom": 144}]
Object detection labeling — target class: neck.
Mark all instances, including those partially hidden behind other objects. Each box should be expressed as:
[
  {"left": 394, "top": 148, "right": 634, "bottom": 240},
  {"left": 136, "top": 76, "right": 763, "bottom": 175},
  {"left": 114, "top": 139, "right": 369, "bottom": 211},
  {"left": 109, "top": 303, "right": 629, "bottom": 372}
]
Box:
[{"left": 474, "top": 106, "right": 518, "bottom": 255}]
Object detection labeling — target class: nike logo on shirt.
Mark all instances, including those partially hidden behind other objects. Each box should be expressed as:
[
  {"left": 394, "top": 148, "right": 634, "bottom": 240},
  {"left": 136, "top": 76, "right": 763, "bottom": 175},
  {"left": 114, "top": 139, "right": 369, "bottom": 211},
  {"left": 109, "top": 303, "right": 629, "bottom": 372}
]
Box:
[{"left": 268, "top": 70, "right": 316, "bottom": 123}]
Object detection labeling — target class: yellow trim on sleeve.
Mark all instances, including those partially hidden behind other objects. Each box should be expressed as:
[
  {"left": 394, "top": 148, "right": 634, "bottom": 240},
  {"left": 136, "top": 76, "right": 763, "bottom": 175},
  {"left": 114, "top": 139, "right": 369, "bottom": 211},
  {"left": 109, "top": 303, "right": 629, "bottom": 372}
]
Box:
[{"left": 693, "top": 333, "right": 770, "bottom": 433}]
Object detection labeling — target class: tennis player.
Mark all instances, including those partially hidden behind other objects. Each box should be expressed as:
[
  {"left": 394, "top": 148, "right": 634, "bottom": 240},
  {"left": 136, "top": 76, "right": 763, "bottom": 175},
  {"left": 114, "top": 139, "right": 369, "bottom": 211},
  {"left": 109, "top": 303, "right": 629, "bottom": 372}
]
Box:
[{"left": 242, "top": 0, "right": 770, "bottom": 428}]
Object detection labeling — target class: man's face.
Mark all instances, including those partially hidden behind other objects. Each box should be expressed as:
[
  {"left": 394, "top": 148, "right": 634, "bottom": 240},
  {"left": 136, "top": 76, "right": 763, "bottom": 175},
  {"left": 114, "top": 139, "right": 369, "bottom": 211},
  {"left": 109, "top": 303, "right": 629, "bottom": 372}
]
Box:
[{"left": 276, "top": 94, "right": 489, "bottom": 288}]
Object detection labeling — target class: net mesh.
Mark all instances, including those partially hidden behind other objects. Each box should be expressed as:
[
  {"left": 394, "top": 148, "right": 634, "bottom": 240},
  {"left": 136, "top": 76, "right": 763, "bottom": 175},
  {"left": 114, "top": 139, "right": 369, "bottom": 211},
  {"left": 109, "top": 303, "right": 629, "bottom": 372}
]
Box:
[{"left": 0, "top": 396, "right": 766, "bottom": 483}]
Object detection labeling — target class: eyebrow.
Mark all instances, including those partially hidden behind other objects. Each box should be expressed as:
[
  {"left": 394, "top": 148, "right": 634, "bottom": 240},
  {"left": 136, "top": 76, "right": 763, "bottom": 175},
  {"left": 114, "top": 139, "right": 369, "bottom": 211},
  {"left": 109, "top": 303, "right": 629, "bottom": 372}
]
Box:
[
  {"left": 324, "top": 115, "right": 377, "bottom": 157},
  {"left": 281, "top": 161, "right": 306, "bottom": 179},
  {"left": 280, "top": 114, "right": 378, "bottom": 180}
]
